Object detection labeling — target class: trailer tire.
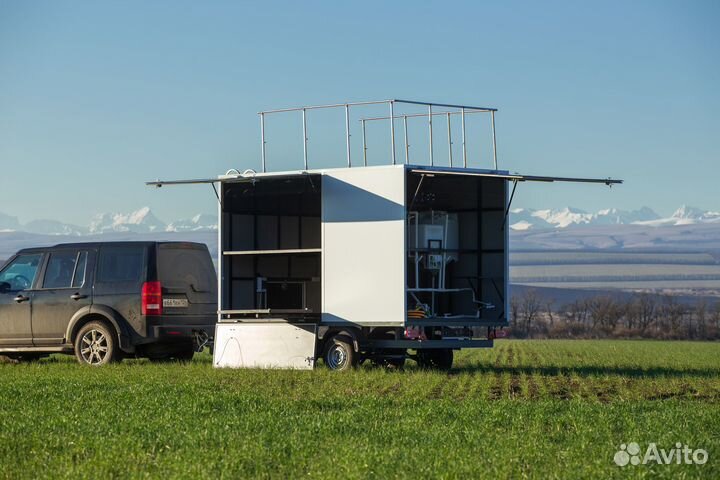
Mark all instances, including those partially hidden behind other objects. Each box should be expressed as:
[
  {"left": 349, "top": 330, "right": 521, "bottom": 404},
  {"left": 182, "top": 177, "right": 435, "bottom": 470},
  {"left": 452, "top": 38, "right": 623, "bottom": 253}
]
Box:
[
  {"left": 416, "top": 349, "right": 453, "bottom": 371},
  {"left": 371, "top": 331, "right": 406, "bottom": 369},
  {"left": 323, "top": 334, "right": 356, "bottom": 371}
]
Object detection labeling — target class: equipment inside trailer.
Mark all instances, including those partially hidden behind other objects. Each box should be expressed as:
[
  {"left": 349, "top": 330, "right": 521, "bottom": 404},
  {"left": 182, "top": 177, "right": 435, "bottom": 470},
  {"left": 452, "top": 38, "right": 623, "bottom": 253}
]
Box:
[{"left": 405, "top": 171, "right": 507, "bottom": 326}]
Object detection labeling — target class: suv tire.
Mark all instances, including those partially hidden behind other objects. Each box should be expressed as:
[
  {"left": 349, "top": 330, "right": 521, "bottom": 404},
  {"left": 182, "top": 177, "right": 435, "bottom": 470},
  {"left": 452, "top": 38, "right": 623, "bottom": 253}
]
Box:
[{"left": 74, "top": 321, "right": 121, "bottom": 366}]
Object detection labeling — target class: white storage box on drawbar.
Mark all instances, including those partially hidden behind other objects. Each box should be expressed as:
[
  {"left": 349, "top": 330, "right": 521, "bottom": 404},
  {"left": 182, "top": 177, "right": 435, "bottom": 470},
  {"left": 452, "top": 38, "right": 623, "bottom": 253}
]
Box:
[{"left": 213, "top": 322, "right": 317, "bottom": 370}]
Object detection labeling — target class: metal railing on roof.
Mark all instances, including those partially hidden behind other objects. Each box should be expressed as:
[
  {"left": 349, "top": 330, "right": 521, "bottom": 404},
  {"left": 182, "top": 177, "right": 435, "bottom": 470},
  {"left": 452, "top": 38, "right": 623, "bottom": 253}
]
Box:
[{"left": 258, "top": 99, "right": 499, "bottom": 173}]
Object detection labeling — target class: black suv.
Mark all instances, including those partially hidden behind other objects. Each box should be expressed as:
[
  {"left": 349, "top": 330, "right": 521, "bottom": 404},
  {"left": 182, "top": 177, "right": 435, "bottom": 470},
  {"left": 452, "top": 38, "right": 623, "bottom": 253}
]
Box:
[{"left": 0, "top": 241, "right": 216, "bottom": 365}]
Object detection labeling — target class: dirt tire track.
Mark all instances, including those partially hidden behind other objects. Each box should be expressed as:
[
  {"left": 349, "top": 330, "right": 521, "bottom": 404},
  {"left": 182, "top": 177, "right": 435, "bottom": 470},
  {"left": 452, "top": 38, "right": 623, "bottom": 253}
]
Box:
[
  {"left": 508, "top": 373, "right": 522, "bottom": 399},
  {"left": 525, "top": 373, "right": 540, "bottom": 400},
  {"left": 488, "top": 372, "right": 504, "bottom": 400},
  {"left": 546, "top": 374, "right": 573, "bottom": 400},
  {"left": 449, "top": 374, "right": 470, "bottom": 401},
  {"left": 427, "top": 377, "right": 446, "bottom": 400}
]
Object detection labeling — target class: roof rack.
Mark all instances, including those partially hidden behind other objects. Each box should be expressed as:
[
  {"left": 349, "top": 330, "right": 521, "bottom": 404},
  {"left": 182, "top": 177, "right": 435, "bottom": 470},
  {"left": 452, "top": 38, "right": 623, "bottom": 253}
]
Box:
[{"left": 258, "top": 99, "right": 499, "bottom": 173}]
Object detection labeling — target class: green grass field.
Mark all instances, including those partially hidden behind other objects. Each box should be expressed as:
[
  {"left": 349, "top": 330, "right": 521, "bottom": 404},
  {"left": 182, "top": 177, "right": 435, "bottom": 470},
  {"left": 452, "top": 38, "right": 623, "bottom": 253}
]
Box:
[{"left": 1, "top": 340, "right": 718, "bottom": 479}]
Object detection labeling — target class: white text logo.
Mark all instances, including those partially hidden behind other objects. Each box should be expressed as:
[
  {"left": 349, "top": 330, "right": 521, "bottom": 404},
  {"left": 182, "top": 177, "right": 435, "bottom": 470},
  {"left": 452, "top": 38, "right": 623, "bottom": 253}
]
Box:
[{"left": 614, "top": 442, "right": 708, "bottom": 467}]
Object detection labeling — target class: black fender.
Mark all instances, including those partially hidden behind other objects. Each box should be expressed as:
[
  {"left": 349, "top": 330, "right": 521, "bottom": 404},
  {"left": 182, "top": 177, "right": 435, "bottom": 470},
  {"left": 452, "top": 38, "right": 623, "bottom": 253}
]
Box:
[
  {"left": 65, "top": 305, "right": 135, "bottom": 353},
  {"left": 317, "top": 326, "right": 361, "bottom": 353}
]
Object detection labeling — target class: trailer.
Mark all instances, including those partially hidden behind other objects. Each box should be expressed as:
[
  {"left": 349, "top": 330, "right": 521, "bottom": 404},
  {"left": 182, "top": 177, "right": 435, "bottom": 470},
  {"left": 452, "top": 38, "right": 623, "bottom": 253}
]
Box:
[{"left": 148, "top": 99, "right": 621, "bottom": 370}]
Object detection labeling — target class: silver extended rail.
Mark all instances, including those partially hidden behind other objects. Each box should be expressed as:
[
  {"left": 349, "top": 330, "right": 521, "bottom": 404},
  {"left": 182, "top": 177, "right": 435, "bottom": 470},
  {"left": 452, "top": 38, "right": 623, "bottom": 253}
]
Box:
[{"left": 257, "top": 99, "right": 499, "bottom": 172}]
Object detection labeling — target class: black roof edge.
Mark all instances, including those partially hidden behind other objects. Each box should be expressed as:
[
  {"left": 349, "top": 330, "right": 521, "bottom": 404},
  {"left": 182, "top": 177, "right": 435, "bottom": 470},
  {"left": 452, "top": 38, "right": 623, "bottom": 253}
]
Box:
[{"left": 15, "top": 240, "right": 207, "bottom": 254}]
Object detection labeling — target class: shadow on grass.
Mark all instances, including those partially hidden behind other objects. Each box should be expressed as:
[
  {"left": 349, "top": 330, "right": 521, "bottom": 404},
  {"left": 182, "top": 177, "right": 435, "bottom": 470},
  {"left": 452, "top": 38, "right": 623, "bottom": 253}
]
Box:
[{"left": 451, "top": 364, "right": 720, "bottom": 378}]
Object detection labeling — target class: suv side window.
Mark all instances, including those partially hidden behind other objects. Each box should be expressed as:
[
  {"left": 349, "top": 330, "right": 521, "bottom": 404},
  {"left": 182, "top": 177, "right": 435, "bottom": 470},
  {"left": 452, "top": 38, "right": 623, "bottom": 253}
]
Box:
[
  {"left": 72, "top": 251, "right": 88, "bottom": 288},
  {"left": 97, "top": 246, "right": 145, "bottom": 283},
  {"left": 43, "top": 251, "right": 81, "bottom": 289},
  {"left": 0, "top": 254, "right": 43, "bottom": 292}
]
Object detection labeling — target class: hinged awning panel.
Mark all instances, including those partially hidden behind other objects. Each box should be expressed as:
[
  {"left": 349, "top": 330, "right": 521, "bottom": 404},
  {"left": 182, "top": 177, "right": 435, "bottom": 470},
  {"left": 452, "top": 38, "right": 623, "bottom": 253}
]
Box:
[
  {"left": 146, "top": 171, "right": 322, "bottom": 187},
  {"left": 407, "top": 165, "right": 622, "bottom": 185},
  {"left": 146, "top": 177, "right": 220, "bottom": 186},
  {"left": 147, "top": 164, "right": 622, "bottom": 188}
]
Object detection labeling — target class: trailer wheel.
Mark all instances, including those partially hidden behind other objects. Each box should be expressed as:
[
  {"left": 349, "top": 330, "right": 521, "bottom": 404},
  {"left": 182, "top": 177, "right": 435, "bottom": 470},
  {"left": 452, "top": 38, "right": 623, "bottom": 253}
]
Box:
[
  {"left": 371, "top": 331, "right": 406, "bottom": 369},
  {"left": 324, "top": 335, "right": 356, "bottom": 371},
  {"left": 416, "top": 349, "right": 453, "bottom": 371}
]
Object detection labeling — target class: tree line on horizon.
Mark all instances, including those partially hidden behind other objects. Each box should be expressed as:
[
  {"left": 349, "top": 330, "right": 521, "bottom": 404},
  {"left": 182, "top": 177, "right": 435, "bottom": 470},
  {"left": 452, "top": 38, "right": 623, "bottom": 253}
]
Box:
[{"left": 509, "top": 290, "right": 720, "bottom": 340}]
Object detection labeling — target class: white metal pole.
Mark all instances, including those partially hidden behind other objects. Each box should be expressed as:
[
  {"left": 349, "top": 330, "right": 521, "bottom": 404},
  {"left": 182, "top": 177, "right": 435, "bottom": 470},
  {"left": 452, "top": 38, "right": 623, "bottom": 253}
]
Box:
[
  {"left": 302, "top": 108, "right": 308, "bottom": 170},
  {"left": 441, "top": 214, "right": 449, "bottom": 289},
  {"left": 403, "top": 115, "right": 409, "bottom": 164},
  {"left": 415, "top": 214, "right": 419, "bottom": 289},
  {"left": 446, "top": 112, "right": 453, "bottom": 167},
  {"left": 431, "top": 276, "right": 435, "bottom": 314},
  {"left": 260, "top": 113, "right": 266, "bottom": 172},
  {"left": 362, "top": 119, "right": 367, "bottom": 166},
  {"left": 217, "top": 181, "right": 223, "bottom": 315},
  {"left": 390, "top": 101, "right": 396, "bottom": 165},
  {"left": 428, "top": 104, "right": 434, "bottom": 166},
  {"left": 491, "top": 110, "right": 497, "bottom": 170},
  {"left": 345, "top": 104, "right": 351, "bottom": 167},
  {"left": 461, "top": 108, "right": 467, "bottom": 168}
]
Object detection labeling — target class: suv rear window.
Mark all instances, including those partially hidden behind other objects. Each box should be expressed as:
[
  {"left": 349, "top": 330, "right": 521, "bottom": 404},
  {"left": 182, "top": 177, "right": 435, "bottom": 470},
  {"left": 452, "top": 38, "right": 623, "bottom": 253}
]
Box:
[
  {"left": 158, "top": 244, "right": 215, "bottom": 292},
  {"left": 97, "top": 246, "right": 146, "bottom": 283},
  {"left": 43, "top": 251, "right": 83, "bottom": 289}
]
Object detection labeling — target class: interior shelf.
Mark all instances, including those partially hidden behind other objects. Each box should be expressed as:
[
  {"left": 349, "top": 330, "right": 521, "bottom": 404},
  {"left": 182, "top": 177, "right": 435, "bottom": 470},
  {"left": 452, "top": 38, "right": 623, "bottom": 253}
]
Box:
[
  {"left": 224, "top": 248, "right": 322, "bottom": 256},
  {"left": 407, "top": 248, "right": 504, "bottom": 254}
]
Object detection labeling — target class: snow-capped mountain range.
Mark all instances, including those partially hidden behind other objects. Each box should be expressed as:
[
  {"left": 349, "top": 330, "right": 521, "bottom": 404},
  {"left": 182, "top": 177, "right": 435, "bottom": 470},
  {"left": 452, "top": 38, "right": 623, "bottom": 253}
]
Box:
[
  {"left": 509, "top": 205, "right": 720, "bottom": 231},
  {"left": 0, "top": 207, "right": 218, "bottom": 235},
  {"left": 1, "top": 205, "right": 719, "bottom": 235}
]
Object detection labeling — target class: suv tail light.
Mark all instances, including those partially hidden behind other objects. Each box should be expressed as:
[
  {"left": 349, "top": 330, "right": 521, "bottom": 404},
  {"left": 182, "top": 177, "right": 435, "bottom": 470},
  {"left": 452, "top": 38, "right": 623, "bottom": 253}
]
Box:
[{"left": 142, "top": 281, "right": 163, "bottom": 316}]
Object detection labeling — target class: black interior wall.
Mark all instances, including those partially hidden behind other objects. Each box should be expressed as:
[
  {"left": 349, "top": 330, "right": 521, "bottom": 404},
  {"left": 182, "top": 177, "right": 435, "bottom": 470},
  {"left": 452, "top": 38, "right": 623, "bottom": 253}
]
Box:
[{"left": 221, "top": 175, "right": 322, "bottom": 312}]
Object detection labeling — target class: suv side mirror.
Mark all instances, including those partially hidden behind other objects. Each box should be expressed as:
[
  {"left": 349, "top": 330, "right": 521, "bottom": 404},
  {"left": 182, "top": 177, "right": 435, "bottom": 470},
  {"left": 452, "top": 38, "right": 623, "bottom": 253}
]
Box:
[{"left": 0, "top": 282, "right": 10, "bottom": 293}]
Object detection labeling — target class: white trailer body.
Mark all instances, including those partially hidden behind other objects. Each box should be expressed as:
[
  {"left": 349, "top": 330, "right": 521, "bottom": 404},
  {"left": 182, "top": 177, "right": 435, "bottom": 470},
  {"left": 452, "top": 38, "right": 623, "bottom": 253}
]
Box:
[
  {"left": 147, "top": 98, "right": 620, "bottom": 370},
  {"left": 211, "top": 164, "right": 518, "bottom": 368}
]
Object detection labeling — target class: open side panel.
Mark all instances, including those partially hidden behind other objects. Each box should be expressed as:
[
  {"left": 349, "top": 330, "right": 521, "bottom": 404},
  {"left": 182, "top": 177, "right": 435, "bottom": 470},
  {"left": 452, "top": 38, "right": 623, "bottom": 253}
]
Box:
[
  {"left": 322, "top": 166, "right": 406, "bottom": 326},
  {"left": 213, "top": 323, "right": 316, "bottom": 369},
  {"left": 220, "top": 175, "right": 322, "bottom": 319},
  {"left": 406, "top": 171, "right": 508, "bottom": 326}
]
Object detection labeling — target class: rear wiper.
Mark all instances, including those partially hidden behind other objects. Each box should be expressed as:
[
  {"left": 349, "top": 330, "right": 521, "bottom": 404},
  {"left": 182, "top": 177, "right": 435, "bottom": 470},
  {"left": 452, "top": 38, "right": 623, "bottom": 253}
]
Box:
[{"left": 190, "top": 283, "right": 211, "bottom": 293}]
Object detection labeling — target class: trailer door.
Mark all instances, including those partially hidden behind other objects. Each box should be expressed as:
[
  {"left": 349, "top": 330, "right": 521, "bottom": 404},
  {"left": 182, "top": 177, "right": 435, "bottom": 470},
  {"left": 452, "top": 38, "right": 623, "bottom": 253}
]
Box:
[{"left": 321, "top": 166, "right": 406, "bottom": 326}]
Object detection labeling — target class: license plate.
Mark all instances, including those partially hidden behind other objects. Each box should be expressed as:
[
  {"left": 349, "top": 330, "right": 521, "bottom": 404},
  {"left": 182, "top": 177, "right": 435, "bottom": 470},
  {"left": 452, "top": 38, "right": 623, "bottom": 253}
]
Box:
[{"left": 163, "top": 298, "right": 189, "bottom": 308}]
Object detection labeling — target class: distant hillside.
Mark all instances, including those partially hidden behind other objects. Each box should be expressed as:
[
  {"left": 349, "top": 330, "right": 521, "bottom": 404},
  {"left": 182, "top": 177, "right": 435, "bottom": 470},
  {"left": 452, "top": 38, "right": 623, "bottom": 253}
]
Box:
[
  {"left": 3, "top": 204, "right": 720, "bottom": 236},
  {"left": 511, "top": 222, "right": 720, "bottom": 251},
  {"left": 510, "top": 205, "right": 720, "bottom": 230},
  {"left": 0, "top": 207, "right": 217, "bottom": 236},
  {"left": 0, "top": 231, "right": 217, "bottom": 261}
]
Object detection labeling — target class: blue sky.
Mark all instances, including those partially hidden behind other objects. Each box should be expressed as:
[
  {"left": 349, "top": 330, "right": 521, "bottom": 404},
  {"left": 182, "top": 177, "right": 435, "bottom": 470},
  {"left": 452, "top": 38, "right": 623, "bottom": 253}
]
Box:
[{"left": 1, "top": 0, "right": 718, "bottom": 225}]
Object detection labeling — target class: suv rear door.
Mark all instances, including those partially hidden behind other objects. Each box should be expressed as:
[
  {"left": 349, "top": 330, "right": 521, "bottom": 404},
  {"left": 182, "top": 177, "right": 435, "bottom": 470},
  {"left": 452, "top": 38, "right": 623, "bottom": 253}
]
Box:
[
  {"left": 157, "top": 243, "right": 216, "bottom": 318},
  {"left": 93, "top": 244, "right": 148, "bottom": 337},
  {"left": 31, "top": 248, "right": 93, "bottom": 346}
]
